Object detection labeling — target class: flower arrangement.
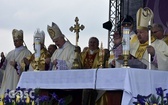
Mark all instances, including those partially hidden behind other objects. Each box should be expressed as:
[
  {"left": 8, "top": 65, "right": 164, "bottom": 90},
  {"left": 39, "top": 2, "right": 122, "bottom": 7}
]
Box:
[
  {"left": 133, "top": 87, "right": 168, "bottom": 105},
  {"left": 0, "top": 87, "right": 72, "bottom": 105}
]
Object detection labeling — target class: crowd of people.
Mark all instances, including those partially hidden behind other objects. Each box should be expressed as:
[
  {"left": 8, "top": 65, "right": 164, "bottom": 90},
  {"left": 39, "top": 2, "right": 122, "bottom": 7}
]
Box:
[{"left": 0, "top": 7, "right": 168, "bottom": 105}]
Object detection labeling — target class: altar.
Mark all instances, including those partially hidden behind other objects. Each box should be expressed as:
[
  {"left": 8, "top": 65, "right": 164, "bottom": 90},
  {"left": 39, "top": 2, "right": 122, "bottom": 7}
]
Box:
[{"left": 17, "top": 68, "right": 168, "bottom": 105}]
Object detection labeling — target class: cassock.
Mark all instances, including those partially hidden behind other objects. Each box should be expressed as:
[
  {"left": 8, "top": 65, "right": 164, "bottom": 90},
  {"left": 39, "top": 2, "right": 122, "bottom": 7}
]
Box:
[{"left": 0, "top": 46, "right": 31, "bottom": 96}]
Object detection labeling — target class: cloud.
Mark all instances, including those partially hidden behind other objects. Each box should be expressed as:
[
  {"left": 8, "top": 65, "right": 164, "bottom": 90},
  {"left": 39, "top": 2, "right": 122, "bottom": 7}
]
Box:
[{"left": 0, "top": 0, "right": 109, "bottom": 54}]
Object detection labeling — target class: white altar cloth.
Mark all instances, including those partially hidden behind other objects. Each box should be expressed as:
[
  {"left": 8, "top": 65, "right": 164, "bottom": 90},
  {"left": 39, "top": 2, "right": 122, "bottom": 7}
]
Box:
[
  {"left": 17, "top": 68, "right": 168, "bottom": 105},
  {"left": 17, "top": 69, "right": 96, "bottom": 89}
]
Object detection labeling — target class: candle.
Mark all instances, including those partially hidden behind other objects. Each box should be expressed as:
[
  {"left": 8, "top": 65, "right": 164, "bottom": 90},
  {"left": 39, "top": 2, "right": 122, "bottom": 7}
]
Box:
[
  {"left": 122, "top": 27, "right": 130, "bottom": 55},
  {"left": 34, "top": 37, "right": 41, "bottom": 60}
]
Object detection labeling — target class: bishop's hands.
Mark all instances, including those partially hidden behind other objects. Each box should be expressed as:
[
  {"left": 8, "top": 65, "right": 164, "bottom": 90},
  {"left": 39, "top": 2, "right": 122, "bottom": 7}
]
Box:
[
  {"left": 23, "top": 57, "right": 30, "bottom": 66},
  {"left": 147, "top": 45, "right": 155, "bottom": 57},
  {"left": 45, "top": 58, "right": 51, "bottom": 64},
  {"left": 45, "top": 58, "right": 58, "bottom": 66},
  {"left": 45, "top": 58, "right": 58, "bottom": 70},
  {"left": 52, "top": 59, "right": 58, "bottom": 66},
  {"left": 10, "top": 60, "right": 20, "bottom": 74},
  {"left": 10, "top": 60, "right": 16, "bottom": 67}
]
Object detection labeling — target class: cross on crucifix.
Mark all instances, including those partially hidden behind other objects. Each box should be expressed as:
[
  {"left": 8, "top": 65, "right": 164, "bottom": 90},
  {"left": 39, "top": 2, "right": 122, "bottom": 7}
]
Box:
[{"left": 69, "top": 17, "right": 85, "bottom": 46}]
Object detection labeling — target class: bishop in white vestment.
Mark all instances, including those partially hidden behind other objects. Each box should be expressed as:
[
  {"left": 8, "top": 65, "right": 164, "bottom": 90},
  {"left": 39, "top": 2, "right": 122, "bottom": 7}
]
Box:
[
  {"left": 130, "top": 7, "right": 168, "bottom": 70},
  {"left": 47, "top": 22, "right": 75, "bottom": 70},
  {"left": 0, "top": 29, "right": 31, "bottom": 96}
]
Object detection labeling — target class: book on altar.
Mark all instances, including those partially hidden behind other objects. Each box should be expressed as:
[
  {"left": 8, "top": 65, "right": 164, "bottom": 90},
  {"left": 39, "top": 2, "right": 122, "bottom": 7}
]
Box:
[{"left": 116, "top": 54, "right": 147, "bottom": 69}]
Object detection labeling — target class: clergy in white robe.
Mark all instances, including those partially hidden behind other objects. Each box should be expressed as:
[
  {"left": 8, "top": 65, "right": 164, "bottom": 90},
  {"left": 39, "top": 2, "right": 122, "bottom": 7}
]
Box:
[
  {"left": 151, "top": 23, "right": 168, "bottom": 45},
  {"left": 51, "top": 41, "right": 75, "bottom": 70},
  {"left": 47, "top": 22, "right": 75, "bottom": 70},
  {"left": 0, "top": 29, "right": 31, "bottom": 96},
  {"left": 130, "top": 35, "right": 168, "bottom": 70},
  {"left": 130, "top": 7, "right": 168, "bottom": 70}
]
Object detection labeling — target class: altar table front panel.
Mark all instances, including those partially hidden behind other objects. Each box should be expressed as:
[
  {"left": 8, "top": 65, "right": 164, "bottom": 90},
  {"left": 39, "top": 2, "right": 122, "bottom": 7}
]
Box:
[
  {"left": 17, "top": 69, "right": 96, "bottom": 89},
  {"left": 17, "top": 68, "right": 168, "bottom": 105}
]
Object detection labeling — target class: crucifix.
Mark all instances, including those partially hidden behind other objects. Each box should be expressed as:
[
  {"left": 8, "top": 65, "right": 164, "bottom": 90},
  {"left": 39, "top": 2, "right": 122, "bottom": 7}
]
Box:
[
  {"left": 70, "top": 17, "right": 84, "bottom": 69},
  {"left": 69, "top": 17, "right": 85, "bottom": 46}
]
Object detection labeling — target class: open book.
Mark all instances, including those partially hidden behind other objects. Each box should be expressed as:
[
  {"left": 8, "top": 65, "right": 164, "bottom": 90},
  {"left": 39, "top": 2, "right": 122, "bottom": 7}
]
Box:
[{"left": 116, "top": 54, "right": 147, "bottom": 69}]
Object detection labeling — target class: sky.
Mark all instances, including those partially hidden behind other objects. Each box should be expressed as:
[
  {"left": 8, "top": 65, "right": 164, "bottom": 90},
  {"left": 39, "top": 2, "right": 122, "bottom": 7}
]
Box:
[{"left": 0, "top": 0, "right": 109, "bottom": 55}]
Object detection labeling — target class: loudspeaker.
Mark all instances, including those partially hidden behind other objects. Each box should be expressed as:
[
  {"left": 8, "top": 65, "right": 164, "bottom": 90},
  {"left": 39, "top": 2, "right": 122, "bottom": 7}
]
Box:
[{"left": 103, "top": 21, "right": 112, "bottom": 31}]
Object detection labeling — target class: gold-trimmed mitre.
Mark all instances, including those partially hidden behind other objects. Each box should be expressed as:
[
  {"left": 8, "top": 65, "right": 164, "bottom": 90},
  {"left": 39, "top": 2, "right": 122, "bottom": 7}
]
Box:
[
  {"left": 136, "top": 7, "right": 154, "bottom": 30},
  {"left": 34, "top": 29, "right": 45, "bottom": 44},
  {"left": 12, "top": 29, "right": 23, "bottom": 40},
  {"left": 47, "top": 22, "right": 64, "bottom": 40}
]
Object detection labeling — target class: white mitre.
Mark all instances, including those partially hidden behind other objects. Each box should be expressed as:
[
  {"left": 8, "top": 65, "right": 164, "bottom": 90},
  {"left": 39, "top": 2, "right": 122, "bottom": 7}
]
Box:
[
  {"left": 136, "top": 7, "right": 154, "bottom": 30},
  {"left": 47, "top": 22, "right": 64, "bottom": 41},
  {"left": 12, "top": 29, "right": 23, "bottom": 41},
  {"left": 34, "top": 29, "right": 45, "bottom": 44}
]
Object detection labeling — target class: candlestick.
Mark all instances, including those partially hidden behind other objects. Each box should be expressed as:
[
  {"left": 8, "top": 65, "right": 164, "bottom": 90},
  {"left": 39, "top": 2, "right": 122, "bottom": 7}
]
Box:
[{"left": 122, "top": 27, "right": 130, "bottom": 67}]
